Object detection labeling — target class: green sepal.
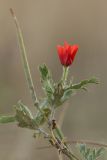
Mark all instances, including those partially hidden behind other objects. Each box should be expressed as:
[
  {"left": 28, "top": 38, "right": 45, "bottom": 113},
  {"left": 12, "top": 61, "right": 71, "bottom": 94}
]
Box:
[{"left": 0, "top": 115, "right": 16, "bottom": 124}]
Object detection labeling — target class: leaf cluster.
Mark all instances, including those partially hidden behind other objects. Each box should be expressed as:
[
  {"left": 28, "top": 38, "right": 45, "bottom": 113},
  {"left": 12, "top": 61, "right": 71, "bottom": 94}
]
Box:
[
  {"left": 0, "top": 64, "right": 99, "bottom": 130},
  {"left": 79, "top": 144, "right": 105, "bottom": 160},
  {"left": 39, "top": 64, "right": 99, "bottom": 107}
]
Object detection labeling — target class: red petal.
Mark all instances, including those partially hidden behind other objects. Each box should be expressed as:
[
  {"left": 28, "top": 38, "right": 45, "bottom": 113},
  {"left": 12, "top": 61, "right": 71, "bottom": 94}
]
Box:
[
  {"left": 70, "top": 45, "right": 78, "bottom": 61},
  {"left": 64, "top": 41, "right": 69, "bottom": 50},
  {"left": 57, "top": 45, "right": 65, "bottom": 65}
]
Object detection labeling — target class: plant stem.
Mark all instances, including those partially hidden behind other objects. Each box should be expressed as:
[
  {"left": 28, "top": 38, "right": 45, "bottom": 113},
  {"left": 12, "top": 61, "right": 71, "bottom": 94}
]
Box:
[
  {"left": 38, "top": 128, "right": 49, "bottom": 138},
  {"left": 62, "top": 148, "right": 79, "bottom": 160},
  {"left": 0, "top": 115, "right": 16, "bottom": 123},
  {"left": 10, "top": 9, "right": 39, "bottom": 108},
  {"left": 50, "top": 120, "right": 80, "bottom": 160},
  {"left": 10, "top": 8, "right": 50, "bottom": 127},
  {"left": 61, "top": 66, "right": 69, "bottom": 85}
]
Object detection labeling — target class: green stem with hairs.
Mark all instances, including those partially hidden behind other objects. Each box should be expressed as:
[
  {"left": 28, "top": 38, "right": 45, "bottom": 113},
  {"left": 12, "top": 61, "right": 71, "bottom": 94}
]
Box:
[
  {"left": 0, "top": 115, "right": 16, "bottom": 123},
  {"left": 10, "top": 9, "right": 39, "bottom": 108},
  {"left": 10, "top": 8, "right": 49, "bottom": 126},
  {"left": 61, "top": 66, "right": 69, "bottom": 85}
]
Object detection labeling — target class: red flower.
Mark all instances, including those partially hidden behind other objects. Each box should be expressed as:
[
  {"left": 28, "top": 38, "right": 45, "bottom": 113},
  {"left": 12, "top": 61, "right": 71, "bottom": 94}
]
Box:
[{"left": 57, "top": 42, "right": 78, "bottom": 67}]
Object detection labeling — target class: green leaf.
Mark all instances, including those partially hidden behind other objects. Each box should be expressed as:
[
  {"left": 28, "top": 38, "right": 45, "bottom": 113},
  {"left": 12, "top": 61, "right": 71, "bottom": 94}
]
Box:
[
  {"left": 88, "top": 154, "right": 93, "bottom": 160},
  {"left": 85, "top": 148, "right": 91, "bottom": 159},
  {"left": 70, "top": 77, "right": 99, "bottom": 90},
  {"left": 78, "top": 144, "right": 105, "bottom": 160},
  {"left": 34, "top": 98, "right": 50, "bottom": 125},
  {"left": 79, "top": 144, "right": 86, "bottom": 155},
  {"left": 95, "top": 147, "right": 105, "bottom": 158},
  {"left": 39, "top": 64, "right": 54, "bottom": 103},
  {"left": 61, "top": 89, "right": 74, "bottom": 102},
  {"left": 44, "top": 82, "right": 54, "bottom": 99},
  {"left": 39, "top": 64, "right": 51, "bottom": 81},
  {"left": 92, "top": 149, "right": 96, "bottom": 159},
  {"left": 0, "top": 115, "right": 16, "bottom": 124},
  {"left": 17, "top": 101, "right": 33, "bottom": 119},
  {"left": 14, "top": 101, "right": 36, "bottom": 129}
]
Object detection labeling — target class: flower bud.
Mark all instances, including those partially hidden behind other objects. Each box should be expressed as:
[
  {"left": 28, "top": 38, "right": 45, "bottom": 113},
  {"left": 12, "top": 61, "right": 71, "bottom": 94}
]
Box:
[{"left": 57, "top": 41, "right": 78, "bottom": 66}]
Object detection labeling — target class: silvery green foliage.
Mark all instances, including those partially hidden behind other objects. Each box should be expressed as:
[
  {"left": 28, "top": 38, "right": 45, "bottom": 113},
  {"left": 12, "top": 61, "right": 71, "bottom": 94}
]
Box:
[
  {"left": 33, "top": 99, "right": 51, "bottom": 126},
  {"left": 70, "top": 78, "right": 99, "bottom": 90},
  {"left": 0, "top": 66, "right": 100, "bottom": 143},
  {"left": 0, "top": 65, "right": 99, "bottom": 126},
  {"left": 39, "top": 64, "right": 99, "bottom": 107},
  {"left": 39, "top": 64, "right": 54, "bottom": 103},
  {"left": 79, "top": 144, "right": 105, "bottom": 160},
  {"left": 14, "top": 101, "right": 35, "bottom": 129}
]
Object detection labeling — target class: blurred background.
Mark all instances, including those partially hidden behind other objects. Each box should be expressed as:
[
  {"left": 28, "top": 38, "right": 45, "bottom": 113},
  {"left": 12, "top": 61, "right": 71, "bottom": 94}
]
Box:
[{"left": 0, "top": 0, "right": 107, "bottom": 159}]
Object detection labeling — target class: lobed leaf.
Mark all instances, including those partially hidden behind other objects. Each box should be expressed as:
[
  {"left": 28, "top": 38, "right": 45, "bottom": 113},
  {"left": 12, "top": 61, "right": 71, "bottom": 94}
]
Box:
[
  {"left": 61, "top": 89, "right": 74, "bottom": 102},
  {"left": 70, "top": 77, "right": 99, "bottom": 90},
  {"left": 33, "top": 98, "right": 51, "bottom": 126},
  {"left": 96, "top": 147, "right": 105, "bottom": 158},
  {"left": 14, "top": 101, "right": 36, "bottom": 129},
  {"left": 39, "top": 64, "right": 54, "bottom": 103},
  {"left": 78, "top": 144, "right": 105, "bottom": 160},
  {"left": 39, "top": 64, "right": 51, "bottom": 81}
]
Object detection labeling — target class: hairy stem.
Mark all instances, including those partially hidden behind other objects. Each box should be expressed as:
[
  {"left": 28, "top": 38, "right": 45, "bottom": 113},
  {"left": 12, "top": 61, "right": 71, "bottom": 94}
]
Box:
[
  {"left": 61, "top": 66, "right": 69, "bottom": 85},
  {"left": 10, "top": 8, "right": 49, "bottom": 137},
  {"left": 0, "top": 115, "right": 16, "bottom": 123},
  {"left": 10, "top": 8, "right": 39, "bottom": 108}
]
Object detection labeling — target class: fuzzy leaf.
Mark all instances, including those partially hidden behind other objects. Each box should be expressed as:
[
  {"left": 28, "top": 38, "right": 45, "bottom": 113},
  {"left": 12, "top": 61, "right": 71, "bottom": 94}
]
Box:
[
  {"left": 78, "top": 144, "right": 105, "bottom": 160},
  {"left": 17, "top": 101, "right": 33, "bottom": 118},
  {"left": 14, "top": 101, "right": 36, "bottom": 129},
  {"left": 44, "top": 82, "right": 54, "bottom": 99},
  {"left": 88, "top": 154, "right": 93, "bottom": 160},
  {"left": 39, "top": 64, "right": 54, "bottom": 102},
  {"left": 70, "top": 77, "right": 99, "bottom": 90},
  {"left": 0, "top": 115, "right": 16, "bottom": 124},
  {"left": 61, "top": 89, "right": 74, "bottom": 102},
  {"left": 95, "top": 147, "right": 105, "bottom": 158},
  {"left": 39, "top": 64, "right": 51, "bottom": 81},
  {"left": 92, "top": 149, "right": 96, "bottom": 159},
  {"left": 79, "top": 144, "right": 86, "bottom": 155},
  {"left": 85, "top": 148, "right": 91, "bottom": 159},
  {"left": 34, "top": 98, "right": 50, "bottom": 126}
]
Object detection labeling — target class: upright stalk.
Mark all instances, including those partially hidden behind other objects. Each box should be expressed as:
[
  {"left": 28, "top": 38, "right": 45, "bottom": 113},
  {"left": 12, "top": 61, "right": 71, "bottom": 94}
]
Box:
[
  {"left": 10, "top": 9, "right": 39, "bottom": 108},
  {"left": 61, "top": 66, "right": 69, "bottom": 85}
]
